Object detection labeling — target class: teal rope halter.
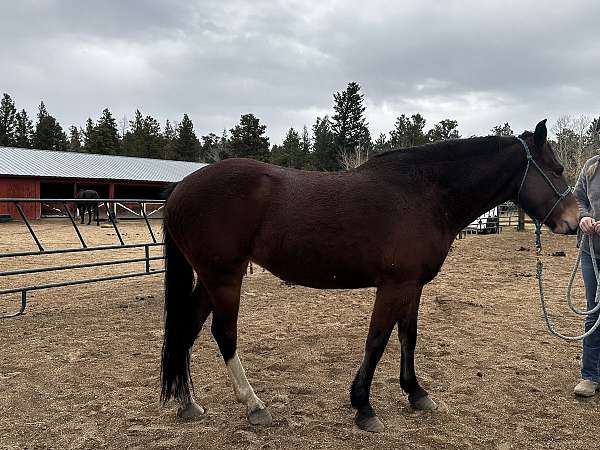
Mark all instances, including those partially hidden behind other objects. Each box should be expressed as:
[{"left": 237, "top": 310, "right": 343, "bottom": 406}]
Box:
[{"left": 516, "top": 136, "right": 572, "bottom": 228}]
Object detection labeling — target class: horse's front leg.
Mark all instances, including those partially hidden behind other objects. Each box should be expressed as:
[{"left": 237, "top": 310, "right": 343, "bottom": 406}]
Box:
[
  {"left": 351, "top": 281, "right": 420, "bottom": 432},
  {"left": 397, "top": 290, "right": 437, "bottom": 411}
]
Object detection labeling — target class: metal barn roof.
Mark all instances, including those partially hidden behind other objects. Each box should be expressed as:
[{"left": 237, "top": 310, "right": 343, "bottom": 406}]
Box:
[{"left": 0, "top": 147, "right": 207, "bottom": 183}]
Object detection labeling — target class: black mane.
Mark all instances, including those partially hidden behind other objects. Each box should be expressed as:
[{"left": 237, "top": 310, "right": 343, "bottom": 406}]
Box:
[
  {"left": 371, "top": 135, "right": 501, "bottom": 164},
  {"left": 370, "top": 132, "right": 532, "bottom": 165}
]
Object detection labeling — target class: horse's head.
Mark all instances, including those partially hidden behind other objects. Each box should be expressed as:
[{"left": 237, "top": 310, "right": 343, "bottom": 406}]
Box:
[{"left": 513, "top": 119, "right": 579, "bottom": 235}]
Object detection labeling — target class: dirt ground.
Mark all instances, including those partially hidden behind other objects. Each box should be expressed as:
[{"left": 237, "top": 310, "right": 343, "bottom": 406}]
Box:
[{"left": 0, "top": 220, "right": 599, "bottom": 449}]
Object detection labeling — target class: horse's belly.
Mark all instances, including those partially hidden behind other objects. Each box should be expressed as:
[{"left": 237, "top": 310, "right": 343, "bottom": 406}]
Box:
[
  {"left": 266, "top": 265, "right": 373, "bottom": 289},
  {"left": 252, "top": 249, "right": 375, "bottom": 289}
]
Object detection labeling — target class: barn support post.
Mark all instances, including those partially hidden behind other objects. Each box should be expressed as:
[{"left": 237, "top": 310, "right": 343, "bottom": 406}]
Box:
[
  {"left": 108, "top": 184, "right": 116, "bottom": 218},
  {"left": 34, "top": 179, "right": 41, "bottom": 219}
]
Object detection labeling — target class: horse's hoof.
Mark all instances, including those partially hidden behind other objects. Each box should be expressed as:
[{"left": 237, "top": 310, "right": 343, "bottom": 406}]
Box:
[
  {"left": 354, "top": 413, "right": 384, "bottom": 433},
  {"left": 248, "top": 407, "right": 273, "bottom": 426},
  {"left": 177, "top": 402, "right": 205, "bottom": 420},
  {"left": 411, "top": 395, "right": 437, "bottom": 411}
]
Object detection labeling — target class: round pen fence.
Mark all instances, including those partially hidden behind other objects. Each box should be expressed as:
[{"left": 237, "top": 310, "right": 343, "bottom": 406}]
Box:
[{"left": 0, "top": 198, "right": 165, "bottom": 318}]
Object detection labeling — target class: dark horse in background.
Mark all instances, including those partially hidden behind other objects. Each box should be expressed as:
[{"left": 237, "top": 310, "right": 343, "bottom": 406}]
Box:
[
  {"left": 76, "top": 189, "right": 100, "bottom": 225},
  {"left": 160, "top": 120, "right": 579, "bottom": 432}
]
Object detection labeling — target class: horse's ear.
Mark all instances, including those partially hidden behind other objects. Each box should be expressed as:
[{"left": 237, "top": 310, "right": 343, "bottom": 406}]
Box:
[{"left": 534, "top": 119, "right": 547, "bottom": 148}]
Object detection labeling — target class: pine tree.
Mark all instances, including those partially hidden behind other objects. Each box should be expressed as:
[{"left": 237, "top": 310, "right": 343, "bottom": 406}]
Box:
[
  {"left": 173, "top": 114, "right": 200, "bottom": 161},
  {"left": 201, "top": 132, "right": 228, "bottom": 163},
  {"left": 229, "top": 113, "right": 270, "bottom": 161},
  {"left": 332, "top": 82, "right": 372, "bottom": 155},
  {"left": 94, "top": 108, "right": 121, "bottom": 155},
  {"left": 123, "top": 110, "right": 144, "bottom": 156},
  {"left": 220, "top": 129, "right": 230, "bottom": 159},
  {"left": 163, "top": 120, "right": 176, "bottom": 159},
  {"left": 269, "top": 144, "right": 283, "bottom": 165},
  {"left": 584, "top": 117, "right": 600, "bottom": 151},
  {"left": 271, "top": 128, "right": 302, "bottom": 167},
  {"left": 389, "top": 113, "right": 428, "bottom": 148},
  {"left": 33, "top": 101, "right": 67, "bottom": 150},
  {"left": 300, "top": 125, "right": 312, "bottom": 169},
  {"left": 0, "top": 93, "right": 17, "bottom": 147},
  {"left": 68, "top": 125, "right": 82, "bottom": 151},
  {"left": 312, "top": 116, "right": 338, "bottom": 171},
  {"left": 14, "top": 109, "right": 33, "bottom": 148},
  {"left": 83, "top": 117, "right": 97, "bottom": 153},
  {"left": 373, "top": 132, "right": 391, "bottom": 154},
  {"left": 142, "top": 115, "right": 162, "bottom": 159},
  {"left": 427, "top": 119, "right": 460, "bottom": 142},
  {"left": 122, "top": 110, "right": 163, "bottom": 158},
  {"left": 285, "top": 128, "right": 304, "bottom": 169},
  {"left": 490, "top": 122, "right": 513, "bottom": 136}
]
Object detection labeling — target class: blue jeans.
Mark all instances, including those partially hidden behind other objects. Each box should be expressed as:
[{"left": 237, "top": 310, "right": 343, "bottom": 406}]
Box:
[{"left": 580, "top": 251, "right": 600, "bottom": 382}]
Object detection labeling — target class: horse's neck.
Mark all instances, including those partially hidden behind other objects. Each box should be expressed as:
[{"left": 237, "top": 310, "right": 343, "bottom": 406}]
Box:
[
  {"left": 435, "top": 147, "right": 520, "bottom": 234},
  {"left": 372, "top": 141, "right": 521, "bottom": 235}
]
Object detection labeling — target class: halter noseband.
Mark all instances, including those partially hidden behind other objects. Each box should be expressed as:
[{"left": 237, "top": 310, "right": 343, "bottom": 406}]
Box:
[{"left": 515, "top": 136, "right": 572, "bottom": 227}]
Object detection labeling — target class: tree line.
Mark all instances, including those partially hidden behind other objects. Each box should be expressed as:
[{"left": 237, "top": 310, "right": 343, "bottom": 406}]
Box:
[{"left": 0, "top": 84, "right": 598, "bottom": 178}]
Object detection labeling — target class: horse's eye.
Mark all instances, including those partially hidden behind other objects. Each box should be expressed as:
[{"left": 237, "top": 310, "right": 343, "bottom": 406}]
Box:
[{"left": 556, "top": 166, "right": 564, "bottom": 176}]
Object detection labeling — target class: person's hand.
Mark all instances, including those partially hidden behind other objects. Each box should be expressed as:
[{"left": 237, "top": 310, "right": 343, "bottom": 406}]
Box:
[
  {"left": 580, "top": 216, "right": 595, "bottom": 235},
  {"left": 593, "top": 221, "right": 600, "bottom": 235}
]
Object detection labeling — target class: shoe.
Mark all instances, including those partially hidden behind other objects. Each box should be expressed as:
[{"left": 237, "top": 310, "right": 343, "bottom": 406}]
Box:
[{"left": 574, "top": 379, "right": 598, "bottom": 397}]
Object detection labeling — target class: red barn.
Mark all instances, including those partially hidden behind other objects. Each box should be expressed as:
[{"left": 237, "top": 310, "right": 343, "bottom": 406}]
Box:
[{"left": 0, "top": 147, "right": 207, "bottom": 219}]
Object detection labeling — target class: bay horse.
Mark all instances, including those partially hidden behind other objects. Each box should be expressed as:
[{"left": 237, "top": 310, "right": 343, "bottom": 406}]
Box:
[
  {"left": 76, "top": 189, "right": 100, "bottom": 225},
  {"left": 160, "top": 120, "right": 579, "bottom": 432}
]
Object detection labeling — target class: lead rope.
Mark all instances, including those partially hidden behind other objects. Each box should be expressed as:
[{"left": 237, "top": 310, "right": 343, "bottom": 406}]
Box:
[{"left": 536, "top": 222, "right": 600, "bottom": 340}]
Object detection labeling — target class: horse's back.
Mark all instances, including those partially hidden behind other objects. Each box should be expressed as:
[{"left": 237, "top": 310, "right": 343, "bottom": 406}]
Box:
[
  {"left": 165, "top": 159, "right": 286, "bottom": 265},
  {"left": 78, "top": 190, "right": 100, "bottom": 200}
]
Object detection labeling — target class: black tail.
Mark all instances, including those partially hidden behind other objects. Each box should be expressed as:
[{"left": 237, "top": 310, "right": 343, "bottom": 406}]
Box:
[{"left": 160, "top": 214, "right": 199, "bottom": 405}]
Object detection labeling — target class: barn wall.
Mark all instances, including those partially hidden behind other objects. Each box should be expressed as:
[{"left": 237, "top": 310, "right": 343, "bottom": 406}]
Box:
[
  {"left": 0, "top": 177, "right": 170, "bottom": 220},
  {"left": 0, "top": 177, "right": 41, "bottom": 219}
]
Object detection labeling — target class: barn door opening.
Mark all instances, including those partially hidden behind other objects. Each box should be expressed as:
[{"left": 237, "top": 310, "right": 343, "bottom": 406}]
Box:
[{"left": 40, "top": 182, "right": 75, "bottom": 217}]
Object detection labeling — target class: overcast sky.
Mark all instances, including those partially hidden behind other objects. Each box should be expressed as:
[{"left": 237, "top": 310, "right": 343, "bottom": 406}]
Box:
[{"left": 1, "top": 0, "right": 599, "bottom": 144}]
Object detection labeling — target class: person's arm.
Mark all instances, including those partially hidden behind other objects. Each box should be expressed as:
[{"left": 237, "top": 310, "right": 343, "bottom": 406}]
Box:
[
  {"left": 574, "top": 167, "right": 595, "bottom": 234},
  {"left": 574, "top": 168, "right": 592, "bottom": 218}
]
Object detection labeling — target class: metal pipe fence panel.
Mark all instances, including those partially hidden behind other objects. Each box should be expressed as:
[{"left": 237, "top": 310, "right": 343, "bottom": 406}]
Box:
[
  {"left": 0, "top": 198, "right": 165, "bottom": 318},
  {"left": 458, "top": 202, "right": 532, "bottom": 238}
]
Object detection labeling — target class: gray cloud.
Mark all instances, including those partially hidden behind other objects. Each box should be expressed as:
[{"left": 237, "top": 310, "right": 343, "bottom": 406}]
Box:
[{"left": 1, "top": 0, "right": 599, "bottom": 144}]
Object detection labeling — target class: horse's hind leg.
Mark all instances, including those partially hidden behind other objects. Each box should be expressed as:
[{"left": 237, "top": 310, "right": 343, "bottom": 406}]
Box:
[
  {"left": 175, "top": 282, "right": 213, "bottom": 419},
  {"left": 204, "top": 268, "right": 272, "bottom": 426}
]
